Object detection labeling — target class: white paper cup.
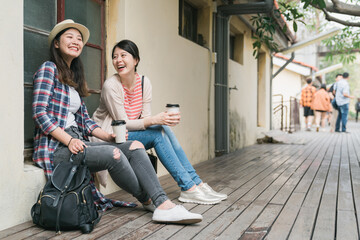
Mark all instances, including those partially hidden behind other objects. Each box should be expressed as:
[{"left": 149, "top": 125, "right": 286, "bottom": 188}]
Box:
[
  {"left": 166, "top": 104, "right": 180, "bottom": 113},
  {"left": 111, "top": 120, "right": 126, "bottom": 143}
]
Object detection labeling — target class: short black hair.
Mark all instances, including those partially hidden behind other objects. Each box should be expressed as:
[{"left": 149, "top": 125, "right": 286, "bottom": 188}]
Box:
[
  {"left": 336, "top": 73, "right": 342, "bottom": 78},
  {"left": 321, "top": 83, "right": 327, "bottom": 90},
  {"left": 306, "top": 78, "right": 312, "bottom": 84},
  {"left": 112, "top": 39, "right": 140, "bottom": 72},
  {"left": 343, "top": 72, "right": 349, "bottom": 78}
]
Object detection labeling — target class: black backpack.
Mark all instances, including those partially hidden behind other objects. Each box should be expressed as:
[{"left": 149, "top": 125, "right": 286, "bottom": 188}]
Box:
[{"left": 31, "top": 148, "right": 101, "bottom": 234}]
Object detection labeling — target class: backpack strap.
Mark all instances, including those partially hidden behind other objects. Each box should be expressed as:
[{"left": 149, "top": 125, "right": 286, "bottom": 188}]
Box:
[
  {"left": 80, "top": 212, "right": 102, "bottom": 234},
  {"left": 138, "top": 75, "right": 145, "bottom": 119}
]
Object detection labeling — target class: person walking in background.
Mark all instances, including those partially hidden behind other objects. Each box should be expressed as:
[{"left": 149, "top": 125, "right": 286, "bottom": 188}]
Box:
[
  {"left": 335, "top": 72, "right": 354, "bottom": 133},
  {"left": 328, "top": 74, "right": 342, "bottom": 132},
  {"left": 300, "top": 78, "right": 316, "bottom": 131},
  {"left": 311, "top": 84, "right": 331, "bottom": 132},
  {"left": 355, "top": 98, "right": 360, "bottom": 122}
]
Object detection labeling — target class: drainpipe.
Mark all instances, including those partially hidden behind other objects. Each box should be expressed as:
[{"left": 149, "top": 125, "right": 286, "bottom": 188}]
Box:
[
  {"left": 206, "top": 1, "right": 217, "bottom": 160},
  {"left": 214, "top": 0, "right": 275, "bottom": 156}
]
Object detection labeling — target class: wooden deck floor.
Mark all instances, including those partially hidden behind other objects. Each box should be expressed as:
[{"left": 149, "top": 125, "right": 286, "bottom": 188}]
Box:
[{"left": 2, "top": 122, "right": 360, "bottom": 240}]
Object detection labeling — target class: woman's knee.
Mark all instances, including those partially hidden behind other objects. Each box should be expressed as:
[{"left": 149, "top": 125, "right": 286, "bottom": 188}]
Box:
[
  {"left": 130, "top": 140, "right": 144, "bottom": 150},
  {"left": 113, "top": 148, "right": 121, "bottom": 160}
]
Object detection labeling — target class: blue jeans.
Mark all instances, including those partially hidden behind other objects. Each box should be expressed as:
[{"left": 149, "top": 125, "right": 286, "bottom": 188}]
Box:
[
  {"left": 336, "top": 103, "right": 349, "bottom": 132},
  {"left": 128, "top": 125, "right": 202, "bottom": 191}
]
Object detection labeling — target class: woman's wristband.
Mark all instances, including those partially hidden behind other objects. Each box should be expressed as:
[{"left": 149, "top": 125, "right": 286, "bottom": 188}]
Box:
[{"left": 67, "top": 137, "right": 74, "bottom": 146}]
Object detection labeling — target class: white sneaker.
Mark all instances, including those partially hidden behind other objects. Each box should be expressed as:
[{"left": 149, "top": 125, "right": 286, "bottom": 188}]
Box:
[
  {"left": 199, "top": 183, "right": 227, "bottom": 201},
  {"left": 152, "top": 205, "right": 203, "bottom": 224},
  {"left": 142, "top": 203, "right": 156, "bottom": 212},
  {"left": 178, "top": 187, "right": 222, "bottom": 205}
]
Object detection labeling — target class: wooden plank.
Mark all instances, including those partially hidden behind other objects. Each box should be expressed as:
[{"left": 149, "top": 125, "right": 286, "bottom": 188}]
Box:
[
  {"left": 348, "top": 133, "right": 360, "bottom": 235},
  {"left": 240, "top": 204, "right": 283, "bottom": 240},
  {"left": 311, "top": 135, "right": 342, "bottom": 240},
  {"left": 219, "top": 134, "right": 333, "bottom": 240},
  {"left": 337, "top": 210, "right": 358, "bottom": 240},
  {"left": 264, "top": 192, "right": 306, "bottom": 240},
  {"left": 337, "top": 134, "right": 359, "bottom": 239},
  {"left": 287, "top": 134, "right": 336, "bottom": 240},
  {"left": 0, "top": 222, "right": 37, "bottom": 239},
  {"left": 192, "top": 138, "right": 320, "bottom": 239}
]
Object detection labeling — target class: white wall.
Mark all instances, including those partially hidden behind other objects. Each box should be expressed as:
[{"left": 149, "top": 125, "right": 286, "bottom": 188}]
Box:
[
  {"left": 0, "top": 1, "right": 46, "bottom": 231},
  {"left": 272, "top": 65, "right": 303, "bottom": 130}
]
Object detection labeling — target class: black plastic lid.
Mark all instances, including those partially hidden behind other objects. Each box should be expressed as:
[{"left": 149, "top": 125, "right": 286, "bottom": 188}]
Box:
[
  {"left": 166, "top": 104, "right": 180, "bottom": 108},
  {"left": 111, "top": 120, "right": 126, "bottom": 126}
]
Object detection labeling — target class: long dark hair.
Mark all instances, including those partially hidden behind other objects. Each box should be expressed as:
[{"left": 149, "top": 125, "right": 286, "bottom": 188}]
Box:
[
  {"left": 112, "top": 39, "right": 140, "bottom": 72},
  {"left": 50, "top": 27, "right": 89, "bottom": 97}
]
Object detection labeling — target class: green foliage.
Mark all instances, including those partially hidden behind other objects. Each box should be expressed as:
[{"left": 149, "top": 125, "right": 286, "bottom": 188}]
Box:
[
  {"left": 251, "top": 0, "right": 305, "bottom": 57},
  {"left": 301, "top": 0, "right": 326, "bottom": 9},
  {"left": 323, "top": 27, "right": 360, "bottom": 64},
  {"left": 251, "top": 14, "right": 279, "bottom": 57},
  {"left": 250, "top": 0, "right": 359, "bottom": 64}
]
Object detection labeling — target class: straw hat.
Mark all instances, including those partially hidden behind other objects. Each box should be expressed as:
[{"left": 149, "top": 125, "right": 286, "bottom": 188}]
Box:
[{"left": 48, "top": 19, "right": 90, "bottom": 46}]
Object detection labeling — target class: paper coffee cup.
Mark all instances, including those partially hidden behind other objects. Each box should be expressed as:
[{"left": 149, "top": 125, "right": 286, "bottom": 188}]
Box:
[
  {"left": 111, "top": 120, "right": 126, "bottom": 143},
  {"left": 166, "top": 104, "right": 180, "bottom": 113}
]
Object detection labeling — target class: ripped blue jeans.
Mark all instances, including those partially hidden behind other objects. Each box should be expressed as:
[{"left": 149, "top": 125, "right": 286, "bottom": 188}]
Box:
[{"left": 128, "top": 125, "right": 202, "bottom": 191}]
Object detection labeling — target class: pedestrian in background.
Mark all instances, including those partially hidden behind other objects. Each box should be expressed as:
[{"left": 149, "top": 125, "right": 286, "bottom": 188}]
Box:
[
  {"left": 355, "top": 98, "right": 360, "bottom": 122},
  {"left": 328, "top": 73, "right": 342, "bottom": 132},
  {"left": 300, "top": 78, "right": 316, "bottom": 131},
  {"left": 312, "top": 84, "right": 331, "bottom": 132},
  {"left": 335, "top": 72, "right": 354, "bottom": 133}
]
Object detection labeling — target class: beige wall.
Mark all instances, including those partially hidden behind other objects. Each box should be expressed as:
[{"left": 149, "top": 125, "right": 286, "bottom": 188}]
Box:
[
  {"left": 102, "top": 0, "right": 214, "bottom": 194},
  {"left": 228, "top": 18, "right": 271, "bottom": 151}
]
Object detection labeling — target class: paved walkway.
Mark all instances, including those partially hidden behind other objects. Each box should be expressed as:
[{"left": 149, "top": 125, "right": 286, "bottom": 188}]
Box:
[{"left": 2, "top": 122, "right": 360, "bottom": 239}]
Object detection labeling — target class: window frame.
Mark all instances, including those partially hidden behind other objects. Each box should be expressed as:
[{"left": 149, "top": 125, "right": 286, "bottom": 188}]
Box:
[
  {"left": 179, "top": 0, "right": 199, "bottom": 44},
  {"left": 57, "top": 0, "right": 106, "bottom": 92},
  {"left": 23, "top": 0, "right": 105, "bottom": 160}
]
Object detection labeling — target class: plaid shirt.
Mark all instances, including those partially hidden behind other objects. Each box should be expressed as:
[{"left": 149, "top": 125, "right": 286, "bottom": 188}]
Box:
[
  {"left": 300, "top": 85, "right": 316, "bottom": 107},
  {"left": 32, "top": 61, "right": 99, "bottom": 178},
  {"left": 32, "top": 61, "right": 136, "bottom": 210}
]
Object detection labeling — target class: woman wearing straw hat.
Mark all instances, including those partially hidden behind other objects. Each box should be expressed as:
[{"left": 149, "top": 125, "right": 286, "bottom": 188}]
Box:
[{"left": 32, "top": 19, "right": 202, "bottom": 225}]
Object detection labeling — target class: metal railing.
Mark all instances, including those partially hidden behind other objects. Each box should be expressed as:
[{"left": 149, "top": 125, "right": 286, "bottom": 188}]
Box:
[{"left": 273, "top": 94, "right": 300, "bottom": 132}]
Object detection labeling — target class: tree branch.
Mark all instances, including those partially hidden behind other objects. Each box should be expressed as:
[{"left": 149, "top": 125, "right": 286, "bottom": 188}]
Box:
[
  {"left": 322, "top": 9, "right": 360, "bottom": 27},
  {"left": 319, "top": 0, "right": 360, "bottom": 17}
]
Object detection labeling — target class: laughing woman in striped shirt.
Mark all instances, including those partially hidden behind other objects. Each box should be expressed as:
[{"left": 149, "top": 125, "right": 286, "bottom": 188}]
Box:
[{"left": 92, "top": 40, "right": 227, "bottom": 205}]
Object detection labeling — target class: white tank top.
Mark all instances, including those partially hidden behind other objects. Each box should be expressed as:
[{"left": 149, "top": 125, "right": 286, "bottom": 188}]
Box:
[{"left": 65, "top": 87, "right": 81, "bottom": 128}]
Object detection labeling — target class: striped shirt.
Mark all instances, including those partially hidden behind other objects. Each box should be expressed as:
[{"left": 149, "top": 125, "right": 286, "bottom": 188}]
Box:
[{"left": 123, "top": 73, "right": 143, "bottom": 120}]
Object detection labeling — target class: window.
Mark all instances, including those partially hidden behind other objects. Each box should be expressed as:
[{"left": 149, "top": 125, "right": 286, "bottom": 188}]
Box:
[
  {"left": 229, "top": 32, "right": 244, "bottom": 64},
  {"left": 179, "top": 0, "right": 198, "bottom": 43},
  {"left": 23, "top": 0, "right": 105, "bottom": 158},
  {"left": 179, "top": 0, "right": 209, "bottom": 47}
]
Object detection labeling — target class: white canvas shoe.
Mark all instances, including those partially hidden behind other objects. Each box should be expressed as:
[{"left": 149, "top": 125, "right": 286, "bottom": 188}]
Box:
[
  {"left": 178, "top": 186, "right": 222, "bottom": 205},
  {"left": 199, "top": 183, "right": 227, "bottom": 201},
  {"left": 152, "top": 205, "right": 203, "bottom": 224}
]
